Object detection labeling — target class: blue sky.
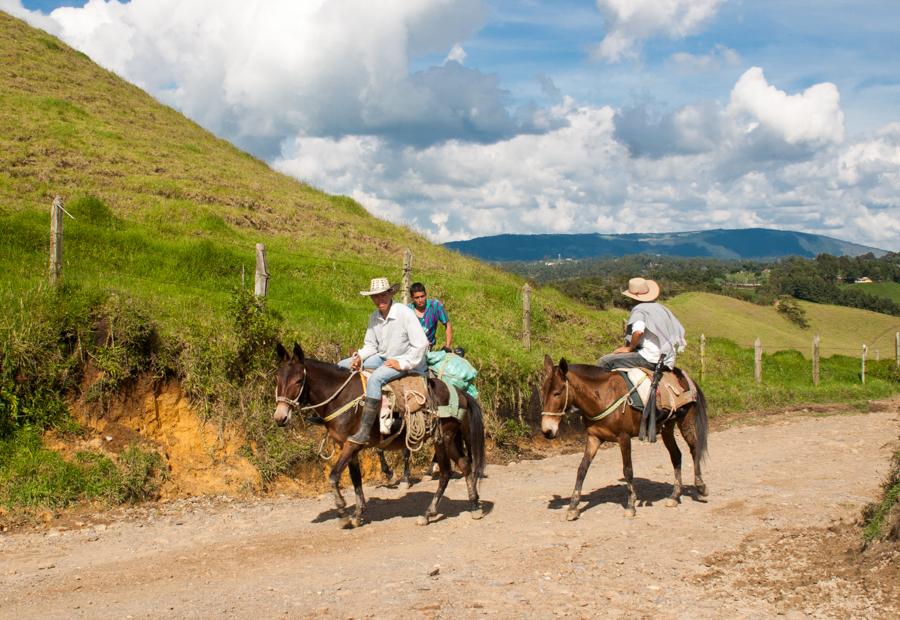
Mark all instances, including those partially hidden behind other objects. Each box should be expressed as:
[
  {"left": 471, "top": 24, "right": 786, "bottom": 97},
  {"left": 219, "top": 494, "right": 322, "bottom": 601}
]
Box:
[{"left": 7, "top": 0, "right": 900, "bottom": 250}]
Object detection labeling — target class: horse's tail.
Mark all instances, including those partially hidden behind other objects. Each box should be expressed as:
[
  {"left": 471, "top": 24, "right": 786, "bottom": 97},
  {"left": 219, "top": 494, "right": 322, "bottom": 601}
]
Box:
[
  {"left": 466, "top": 396, "right": 487, "bottom": 479},
  {"left": 693, "top": 384, "right": 710, "bottom": 463}
]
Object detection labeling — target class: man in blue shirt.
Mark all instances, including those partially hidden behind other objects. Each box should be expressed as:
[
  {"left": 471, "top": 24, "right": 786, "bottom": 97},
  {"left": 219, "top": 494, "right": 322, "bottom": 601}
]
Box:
[{"left": 408, "top": 282, "right": 453, "bottom": 352}]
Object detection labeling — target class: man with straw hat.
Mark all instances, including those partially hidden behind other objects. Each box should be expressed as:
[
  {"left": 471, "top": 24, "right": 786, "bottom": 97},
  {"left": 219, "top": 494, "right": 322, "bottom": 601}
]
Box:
[
  {"left": 338, "top": 277, "right": 430, "bottom": 445},
  {"left": 597, "top": 277, "right": 686, "bottom": 372}
]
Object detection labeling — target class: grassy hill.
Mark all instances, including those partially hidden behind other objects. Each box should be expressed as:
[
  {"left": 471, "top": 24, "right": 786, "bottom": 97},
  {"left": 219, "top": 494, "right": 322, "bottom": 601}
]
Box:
[
  {"left": 668, "top": 292, "right": 900, "bottom": 358},
  {"left": 0, "top": 10, "right": 619, "bottom": 375},
  {"left": 0, "top": 11, "right": 897, "bottom": 515}
]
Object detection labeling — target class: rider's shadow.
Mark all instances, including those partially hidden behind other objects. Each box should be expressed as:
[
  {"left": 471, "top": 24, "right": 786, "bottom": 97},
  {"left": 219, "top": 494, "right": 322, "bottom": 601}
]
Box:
[
  {"left": 547, "top": 478, "right": 699, "bottom": 514},
  {"left": 312, "top": 491, "right": 494, "bottom": 524}
]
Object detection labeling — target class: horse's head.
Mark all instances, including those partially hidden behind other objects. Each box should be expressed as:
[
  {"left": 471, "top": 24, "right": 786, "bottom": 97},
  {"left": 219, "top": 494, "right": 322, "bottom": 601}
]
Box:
[
  {"left": 274, "top": 342, "right": 307, "bottom": 427},
  {"left": 540, "top": 354, "right": 570, "bottom": 439}
]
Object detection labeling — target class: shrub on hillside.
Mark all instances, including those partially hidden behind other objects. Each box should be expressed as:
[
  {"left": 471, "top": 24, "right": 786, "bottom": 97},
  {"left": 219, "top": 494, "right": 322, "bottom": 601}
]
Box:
[
  {"left": 775, "top": 296, "right": 810, "bottom": 329},
  {"left": 862, "top": 446, "right": 900, "bottom": 544}
]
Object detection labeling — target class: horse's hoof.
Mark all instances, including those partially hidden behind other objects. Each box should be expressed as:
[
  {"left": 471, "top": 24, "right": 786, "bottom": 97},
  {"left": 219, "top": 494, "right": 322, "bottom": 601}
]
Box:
[
  {"left": 416, "top": 515, "right": 430, "bottom": 526},
  {"left": 697, "top": 483, "right": 709, "bottom": 497},
  {"left": 470, "top": 508, "right": 484, "bottom": 520},
  {"left": 339, "top": 517, "right": 353, "bottom": 529},
  {"left": 566, "top": 510, "right": 580, "bottom": 522},
  {"left": 624, "top": 508, "right": 637, "bottom": 518},
  {"left": 398, "top": 481, "right": 410, "bottom": 491},
  {"left": 665, "top": 498, "right": 679, "bottom": 508},
  {"left": 351, "top": 516, "right": 367, "bottom": 528}
]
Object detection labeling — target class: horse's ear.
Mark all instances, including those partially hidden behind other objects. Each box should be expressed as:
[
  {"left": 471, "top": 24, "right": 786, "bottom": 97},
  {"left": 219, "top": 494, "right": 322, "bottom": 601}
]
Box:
[
  {"left": 276, "top": 343, "right": 289, "bottom": 362},
  {"left": 292, "top": 343, "right": 305, "bottom": 362},
  {"left": 543, "top": 354, "right": 554, "bottom": 373},
  {"left": 558, "top": 358, "right": 569, "bottom": 376}
]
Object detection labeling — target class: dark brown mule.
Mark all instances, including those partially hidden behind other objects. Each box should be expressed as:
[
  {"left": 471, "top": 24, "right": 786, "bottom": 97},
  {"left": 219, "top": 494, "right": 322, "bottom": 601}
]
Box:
[
  {"left": 540, "top": 355, "right": 709, "bottom": 519},
  {"left": 274, "top": 343, "right": 485, "bottom": 528}
]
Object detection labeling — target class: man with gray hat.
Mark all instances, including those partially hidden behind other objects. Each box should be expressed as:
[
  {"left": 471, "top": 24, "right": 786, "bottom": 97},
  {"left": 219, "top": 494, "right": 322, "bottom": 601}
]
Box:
[
  {"left": 597, "top": 277, "right": 686, "bottom": 372},
  {"left": 338, "top": 277, "right": 429, "bottom": 445}
]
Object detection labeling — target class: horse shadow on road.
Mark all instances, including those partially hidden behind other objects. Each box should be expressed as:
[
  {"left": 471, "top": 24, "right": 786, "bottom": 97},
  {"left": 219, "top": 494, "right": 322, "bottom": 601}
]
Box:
[
  {"left": 547, "top": 478, "right": 706, "bottom": 515},
  {"left": 312, "top": 491, "right": 494, "bottom": 525}
]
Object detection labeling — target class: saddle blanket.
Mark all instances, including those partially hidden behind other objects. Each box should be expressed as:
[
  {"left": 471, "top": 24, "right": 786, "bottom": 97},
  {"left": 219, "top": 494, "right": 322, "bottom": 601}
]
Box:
[{"left": 617, "top": 368, "right": 698, "bottom": 413}]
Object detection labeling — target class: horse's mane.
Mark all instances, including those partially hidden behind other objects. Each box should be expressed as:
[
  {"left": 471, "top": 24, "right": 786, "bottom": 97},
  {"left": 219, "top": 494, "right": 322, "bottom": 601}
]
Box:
[
  {"left": 565, "top": 363, "right": 615, "bottom": 382},
  {"left": 303, "top": 357, "right": 352, "bottom": 378}
]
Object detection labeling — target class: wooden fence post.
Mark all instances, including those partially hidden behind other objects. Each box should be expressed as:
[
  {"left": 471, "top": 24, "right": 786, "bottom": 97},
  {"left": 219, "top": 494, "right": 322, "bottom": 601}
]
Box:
[
  {"left": 896, "top": 332, "right": 899, "bottom": 369},
  {"left": 754, "top": 337, "right": 762, "bottom": 384},
  {"left": 254, "top": 243, "right": 269, "bottom": 297},
  {"left": 812, "top": 335, "right": 820, "bottom": 386},
  {"left": 49, "top": 195, "right": 64, "bottom": 285},
  {"left": 522, "top": 283, "right": 532, "bottom": 350},
  {"left": 699, "top": 333, "right": 706, "bottom": 381},
  {"left": 861, "top": 344, "right": 867, "bottom": 385},
  {"left": 401, "top": 249, "right": 412, "bottom": 304}
]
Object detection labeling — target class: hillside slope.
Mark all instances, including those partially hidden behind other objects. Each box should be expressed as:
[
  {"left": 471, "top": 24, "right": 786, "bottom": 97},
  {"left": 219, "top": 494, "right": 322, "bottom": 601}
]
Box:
[
  {"left": 668, "top": 292, "right": 900, "bottom": 358},
  {"left": 0, "top": 10, "right": 619, "bottom": 375}
]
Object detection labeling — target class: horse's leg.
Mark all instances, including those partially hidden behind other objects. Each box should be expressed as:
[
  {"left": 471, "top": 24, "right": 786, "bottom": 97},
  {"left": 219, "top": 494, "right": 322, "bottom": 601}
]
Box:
[
  {"left": 566, "top": 434, "right": 601, "bottom": 521},
  {"left": 678, "top": 410, "right": 708, "bottom": 498},
  {"left": 376, "top": 448, "right": 394, "bottom": 485},
  {"left": 348, "top": 454, "right": 368, "bottom": 527},
  {"left": 661, "top": 421, "right": 682, "bottom": 507},
  {"left": 398, "top": 447, "right": 412, "bottom": 490},
  {"left": 328, "top": 442, "right": 359, "bottom": 529},
  {"left": 446, "top": 426, "right": 482, "bottom": 519},
  {"left": 418, "top": 433, "right": 453, "bottom": 526},
  {"left": 617, "top": 433, "right": 637, "bottom": 518}
]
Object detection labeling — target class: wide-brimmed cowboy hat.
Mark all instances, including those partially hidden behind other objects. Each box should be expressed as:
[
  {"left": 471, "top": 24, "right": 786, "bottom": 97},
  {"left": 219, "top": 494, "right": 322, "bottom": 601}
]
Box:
[
  {"left": 359, "top": 276, "right": 399, "bottom": 296},
  {"left": 622, "top": 277, "right": 660, "bottom": 302}
]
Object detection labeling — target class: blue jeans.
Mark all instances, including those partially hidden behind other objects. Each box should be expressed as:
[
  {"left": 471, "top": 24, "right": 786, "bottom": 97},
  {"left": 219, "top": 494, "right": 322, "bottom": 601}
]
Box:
[
  {"left": 597, "top": 352, "right": 658, "bottom": 372},
  {"left": 338, "top": 355, "right": 407, "bottom": 400}
]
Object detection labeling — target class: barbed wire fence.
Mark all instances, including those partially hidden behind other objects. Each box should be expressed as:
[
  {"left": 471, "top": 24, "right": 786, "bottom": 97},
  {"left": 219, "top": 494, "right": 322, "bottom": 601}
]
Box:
[{"left": 34, "top": 195, "right": 900, "bottom": 388}]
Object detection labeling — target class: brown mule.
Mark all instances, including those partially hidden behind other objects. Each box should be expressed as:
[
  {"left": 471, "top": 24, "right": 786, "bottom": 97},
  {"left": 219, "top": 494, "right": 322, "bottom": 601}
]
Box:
[
  {"left": 540, "top": 355, "right": 709, "bottom": 519},
  {"left": 273, "top": 343, "right": 485, "bottom": 528}
]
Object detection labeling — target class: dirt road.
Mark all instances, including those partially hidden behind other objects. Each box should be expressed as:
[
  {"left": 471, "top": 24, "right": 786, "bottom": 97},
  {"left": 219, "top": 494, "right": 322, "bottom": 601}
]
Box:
[{"left": 2, "top": 405, "right": 898, "bottom": 619}]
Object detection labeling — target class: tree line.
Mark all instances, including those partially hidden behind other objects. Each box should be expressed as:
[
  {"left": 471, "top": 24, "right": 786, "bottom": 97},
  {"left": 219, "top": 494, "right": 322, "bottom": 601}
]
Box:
[{"left": 504, "top": 252, "right": 900, "bottom": 317}]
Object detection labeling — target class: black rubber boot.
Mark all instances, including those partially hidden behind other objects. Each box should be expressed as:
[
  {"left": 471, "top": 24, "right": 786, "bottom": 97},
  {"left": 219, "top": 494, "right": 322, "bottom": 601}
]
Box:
[{"left": 348, "top": 397, "right": 381, "bottom": 445}]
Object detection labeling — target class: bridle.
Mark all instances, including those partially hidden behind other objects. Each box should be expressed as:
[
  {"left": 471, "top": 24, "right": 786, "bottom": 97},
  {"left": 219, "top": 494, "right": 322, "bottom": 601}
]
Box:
[
  {"left": 541, "top": 370, "right": 648, "bottom": 422},
  {"left": 275, "top": 366, "right": 308, "bottom": 409},
  {"left": 541, "top": 378, "right": 570, "bottom": 417},
  {"left": 275, "top": 366, "right": 363, "bottom": 421}
]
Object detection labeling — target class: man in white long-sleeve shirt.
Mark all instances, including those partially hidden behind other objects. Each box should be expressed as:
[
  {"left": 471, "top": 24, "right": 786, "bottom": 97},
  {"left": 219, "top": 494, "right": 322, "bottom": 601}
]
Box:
[{"left": 338, "top": 277, "right": 429, "bottom": 445}]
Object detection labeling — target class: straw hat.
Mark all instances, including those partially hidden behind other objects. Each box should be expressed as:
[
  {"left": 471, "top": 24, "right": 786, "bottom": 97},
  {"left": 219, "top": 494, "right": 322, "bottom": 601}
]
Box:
[
  {"left": 621, "top": 277, "right": 660, "bottom": 302},
  {"left": 359, "top": 277, "right": 398, "bottom": 296}
]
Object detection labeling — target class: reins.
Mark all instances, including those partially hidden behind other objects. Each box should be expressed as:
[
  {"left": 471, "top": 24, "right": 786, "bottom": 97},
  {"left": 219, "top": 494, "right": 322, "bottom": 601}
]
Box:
[
  {"left": 540, "top": 372, "right": 648, "bottom": 422},
  {"left": 276, "top": 369, "right": 364, "bottom": 422}
]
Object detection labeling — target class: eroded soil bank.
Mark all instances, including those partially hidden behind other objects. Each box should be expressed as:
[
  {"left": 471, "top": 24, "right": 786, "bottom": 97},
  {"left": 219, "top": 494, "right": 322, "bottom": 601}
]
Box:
[{"left": 2, "top": 403, "right": 898, "bottom": 619}]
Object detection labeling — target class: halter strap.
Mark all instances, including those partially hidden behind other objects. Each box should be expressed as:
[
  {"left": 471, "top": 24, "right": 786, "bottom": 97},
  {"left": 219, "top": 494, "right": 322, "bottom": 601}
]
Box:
[
  {"left": 541, "top": 379, "right": 570, "bottom": 417},
  {"left": 276, "top": 369, "right": 364, "bottom": 423},
  {"left": 585, "top": 372, "right": 647, "bottom": 421},
  {"left": 540, "top": 371, "right": 648, "bottom": 421}
]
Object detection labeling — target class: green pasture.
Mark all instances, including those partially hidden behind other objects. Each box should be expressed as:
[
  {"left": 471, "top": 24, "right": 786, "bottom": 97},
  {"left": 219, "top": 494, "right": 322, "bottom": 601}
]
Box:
[
  {"left": 668, "top": 292, "right": 900, "bottom": 358},
  {"left": 844, "top": 282, "right": 900, "bottom": 304}
]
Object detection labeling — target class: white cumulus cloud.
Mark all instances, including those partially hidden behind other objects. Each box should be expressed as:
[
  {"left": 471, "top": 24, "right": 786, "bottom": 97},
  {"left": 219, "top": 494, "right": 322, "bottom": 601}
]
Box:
[
  {"left": 592, "top": 0, "right": 723, "bottom": 62},
  {"left": 11, "top": 0, "right": 502, "bottom": 156},
  {"left": 728, "top": 67, "right": 845, "bottom": 146}
]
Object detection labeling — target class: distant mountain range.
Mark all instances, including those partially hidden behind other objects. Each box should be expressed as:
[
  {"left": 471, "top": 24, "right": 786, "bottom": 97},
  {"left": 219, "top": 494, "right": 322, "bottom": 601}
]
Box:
[{"left": 443, "top": 228, "right": 887, "bottom": 262}]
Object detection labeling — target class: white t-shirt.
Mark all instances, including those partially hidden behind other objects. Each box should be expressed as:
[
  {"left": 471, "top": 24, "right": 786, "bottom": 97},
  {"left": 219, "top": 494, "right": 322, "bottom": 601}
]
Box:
[{"left": 630, "top": 319, "right": 673, "bottom": 367}]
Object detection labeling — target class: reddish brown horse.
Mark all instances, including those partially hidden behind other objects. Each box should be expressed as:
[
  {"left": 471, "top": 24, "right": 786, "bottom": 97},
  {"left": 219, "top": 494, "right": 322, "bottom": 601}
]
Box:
[
  {"left": 540, "top": 355, "right": 709, "bottom": 519},
  {"left": 274, "top": 343, "right": 485, "bottom": 528}
]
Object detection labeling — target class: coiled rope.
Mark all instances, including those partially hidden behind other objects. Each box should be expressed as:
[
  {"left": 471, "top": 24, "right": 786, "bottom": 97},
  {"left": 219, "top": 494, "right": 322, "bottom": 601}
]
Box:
[{"left": 403, "top": 389, "right": 431, "bottom": 452}]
